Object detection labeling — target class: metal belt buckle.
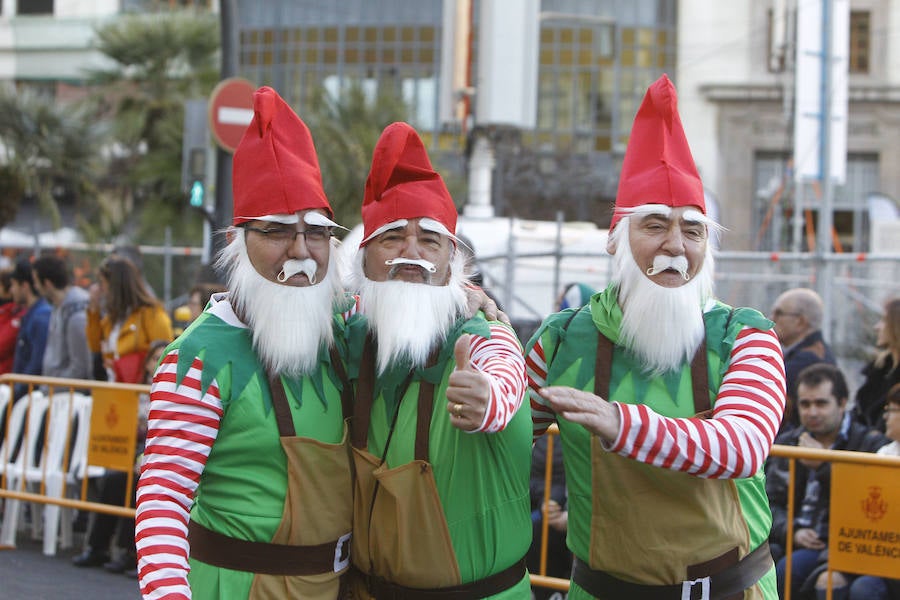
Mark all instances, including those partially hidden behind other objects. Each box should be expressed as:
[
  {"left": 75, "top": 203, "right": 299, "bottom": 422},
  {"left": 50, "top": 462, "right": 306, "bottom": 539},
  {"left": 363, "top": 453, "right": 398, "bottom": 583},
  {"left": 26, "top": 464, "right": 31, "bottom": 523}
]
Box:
[
  {"left": 333, "top": 532, "right": 351, "bottom": 572},
  {"left": 681, "top": 576, "right": 711, "bottom": 600}
]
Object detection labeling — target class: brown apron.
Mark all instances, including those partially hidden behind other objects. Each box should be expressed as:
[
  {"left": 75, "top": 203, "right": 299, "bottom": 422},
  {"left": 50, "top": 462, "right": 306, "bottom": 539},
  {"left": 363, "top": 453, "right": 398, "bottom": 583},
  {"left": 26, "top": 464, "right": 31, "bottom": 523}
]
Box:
[
  {"left": 349, "top": 336, "right": 461, "bottom": 594},
  {"left": 587, "top": 333, "right": 761, "bottom": 599},
  {"left": 246, "top": 367, "right": 354, "bottom": 600}
]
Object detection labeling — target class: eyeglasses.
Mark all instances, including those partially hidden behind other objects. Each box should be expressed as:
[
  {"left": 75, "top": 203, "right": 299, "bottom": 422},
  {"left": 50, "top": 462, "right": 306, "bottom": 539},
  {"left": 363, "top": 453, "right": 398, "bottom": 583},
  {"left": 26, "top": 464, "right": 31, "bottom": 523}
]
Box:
[
  {"left": 244, "top": 225, "right": 331, "bottom": 247},
  {"left": 885, "top": 406, "right": 900, "bottom": 414},
  {"left": 772, "top": 308, "right": 801, "bottom": 319}
]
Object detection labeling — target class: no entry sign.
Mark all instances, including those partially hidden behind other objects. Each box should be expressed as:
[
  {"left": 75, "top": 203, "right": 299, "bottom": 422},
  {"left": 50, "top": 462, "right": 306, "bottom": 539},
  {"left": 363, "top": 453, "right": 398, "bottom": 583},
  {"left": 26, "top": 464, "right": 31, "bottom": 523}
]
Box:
[{"left": 208, "top": 77, "right": 256, "bottom": 153}]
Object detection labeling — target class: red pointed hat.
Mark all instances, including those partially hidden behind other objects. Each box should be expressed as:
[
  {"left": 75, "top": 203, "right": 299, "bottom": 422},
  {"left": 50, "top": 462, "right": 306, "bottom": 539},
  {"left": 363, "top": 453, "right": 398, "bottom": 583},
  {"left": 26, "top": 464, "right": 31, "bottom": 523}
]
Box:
[
  {"left": 361, "top": 122, "right": 456, "bottom": 245},
  {"left": 611, "top": 74, "right": 705, "bottom": 230},
  {"left": 232, "top": 86, "right": 332, "bottom": 225}
]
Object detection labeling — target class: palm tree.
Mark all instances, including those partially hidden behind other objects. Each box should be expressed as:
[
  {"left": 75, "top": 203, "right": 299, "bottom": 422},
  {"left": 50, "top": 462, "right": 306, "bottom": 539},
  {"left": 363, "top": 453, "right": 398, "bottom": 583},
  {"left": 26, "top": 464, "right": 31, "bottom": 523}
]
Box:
[
  {"left": 0, "top": 87, "right": 103, "bottom": 230},
  {"left": 85, "top": 11, "right": 219, "bottom": 244}
]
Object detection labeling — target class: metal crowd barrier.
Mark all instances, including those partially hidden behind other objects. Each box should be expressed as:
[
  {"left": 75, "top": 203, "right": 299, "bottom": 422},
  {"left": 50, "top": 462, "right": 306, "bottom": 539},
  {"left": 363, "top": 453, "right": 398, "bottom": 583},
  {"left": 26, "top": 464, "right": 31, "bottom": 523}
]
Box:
[
  {"left": 0, "top": 374, "right": 146, "bottom": 556},
  {"left": 530, "top": 425, "right": 900, "bottom": 598}
]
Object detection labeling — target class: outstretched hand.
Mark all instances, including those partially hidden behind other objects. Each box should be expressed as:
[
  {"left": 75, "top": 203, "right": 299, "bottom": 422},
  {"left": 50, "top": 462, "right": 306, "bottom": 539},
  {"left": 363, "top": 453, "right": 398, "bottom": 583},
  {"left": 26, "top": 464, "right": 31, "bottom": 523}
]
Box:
[
  {"left": 446, "top": 334, "right": 490, "bottom": 431},
  {"left": 537, "top": 386, "right": 621, "bottom": 443}
]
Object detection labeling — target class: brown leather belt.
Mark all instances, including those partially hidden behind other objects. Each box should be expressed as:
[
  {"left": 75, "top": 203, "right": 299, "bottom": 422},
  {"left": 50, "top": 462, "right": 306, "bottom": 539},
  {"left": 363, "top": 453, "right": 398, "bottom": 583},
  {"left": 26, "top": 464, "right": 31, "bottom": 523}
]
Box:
[
  {"left": 361, "top": 557, "right": 527, "bottom": 599},
  {"left": 188, "top": 520, "right": 351, "bottom": 576},
  {"left": 572, "top": 541, "right": 773, "bottom": 600}
]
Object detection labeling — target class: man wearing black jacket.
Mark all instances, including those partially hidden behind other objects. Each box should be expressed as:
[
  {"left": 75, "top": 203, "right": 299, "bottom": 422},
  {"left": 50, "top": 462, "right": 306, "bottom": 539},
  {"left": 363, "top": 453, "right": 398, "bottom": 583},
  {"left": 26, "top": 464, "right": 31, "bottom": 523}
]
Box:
[
  {"left": 771, "top": 288, "right": 837, "bottom": 429},
  {"left": 765, "top": 363, "right": 888, "bottom": 600}
]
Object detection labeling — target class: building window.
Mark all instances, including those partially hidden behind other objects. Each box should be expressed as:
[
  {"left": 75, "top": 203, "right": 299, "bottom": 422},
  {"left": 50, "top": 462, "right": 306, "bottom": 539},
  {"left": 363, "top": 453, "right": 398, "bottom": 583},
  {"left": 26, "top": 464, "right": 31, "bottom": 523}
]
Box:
[
  {"left": 18, "top": 0, "right": 54, "bottom": 15},
  {"left": 535, "top": 19, "right": 616, "bottom": 152},
  {"left": 849, "top": 10, "right": 870, "bottom": 74},
  {"left": 241, "top": 23, "right": 438, "bottom": 128}
]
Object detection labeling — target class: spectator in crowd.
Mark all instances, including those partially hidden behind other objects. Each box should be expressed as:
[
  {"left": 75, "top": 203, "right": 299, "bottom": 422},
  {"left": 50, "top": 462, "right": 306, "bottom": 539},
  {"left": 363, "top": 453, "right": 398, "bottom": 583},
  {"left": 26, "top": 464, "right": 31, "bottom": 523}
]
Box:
[
  {"left": 186, "top": 282, "right": 227, "bottom": 322},
  {"left": 31, "top": 255, "right": 92, "bottom": 380},
  {"left": 135, "top": 86, "right": 357, "bottom": 599},
  {"left": 556, "top": 282, "right": 596, "bottom": 311},
  {"left": 74, "top": 255, "right": 173, "bottom": 570},
  {"left": 526, "top": 75, "right": 785, "bottom": 599},
  {"left": 347, "top": 122, "right": 531, "bottom": 598},
  {"left": 771, "top": 288, "right": 837, "bottom": 429},
  {"left": 85, "top": 255, "right": 172, "bottom": 383},
  {"left": 10, "top": 259, "right": 51, "bottom": 399},
  {"left": 877, "top": 382, "right": 900, "bottom": 456},
  {"left": 111, "top": 244, "right": 156, "bottom": 299},
  {"left": 0, "top": 267, "right": 26, "bottom": 374},
  {"left": 765, "top": 363, "right": 888, "bottom": 600},
  {"left": 74, "top": 339, "right": 171, "bottom": 577},
  {"left": 528, "top": 434, "right": 571, "bottom": 600},
  {"left": 854, "top": 297, "right": 900, "bottom": 432}
]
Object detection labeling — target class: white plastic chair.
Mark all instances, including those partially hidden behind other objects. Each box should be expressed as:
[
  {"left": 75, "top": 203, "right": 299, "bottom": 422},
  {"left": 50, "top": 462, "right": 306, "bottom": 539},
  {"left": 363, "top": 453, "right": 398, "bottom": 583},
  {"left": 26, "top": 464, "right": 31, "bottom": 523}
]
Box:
[
  {"left": 0, "top": 382, "right": 11, "bottom": 432},
  {"left": 0, "top": 390, "right": 50, "bottom": 548},
  {"left": 0, "top": 383, "right": 16, "bottom": 475},
  {"left": 41, "top": 392, "right": 94, "bottom": 555}
]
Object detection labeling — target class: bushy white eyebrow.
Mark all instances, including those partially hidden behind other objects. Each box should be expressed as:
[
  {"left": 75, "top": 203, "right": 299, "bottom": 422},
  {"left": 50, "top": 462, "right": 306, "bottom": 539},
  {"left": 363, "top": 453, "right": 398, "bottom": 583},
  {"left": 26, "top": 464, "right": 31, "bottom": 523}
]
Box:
[
  {"left": 362, "top": 217, "right": 459, "bottom": 246},
  {"left": 623, "top": 204, "right": 715, "bottom": 227}
]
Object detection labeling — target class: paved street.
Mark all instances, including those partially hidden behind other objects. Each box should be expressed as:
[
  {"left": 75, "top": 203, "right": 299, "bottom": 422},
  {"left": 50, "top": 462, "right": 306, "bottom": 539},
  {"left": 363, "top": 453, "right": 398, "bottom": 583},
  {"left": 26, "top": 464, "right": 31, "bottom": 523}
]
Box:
[{"left": 0, "top": 535, "right": 141, "bottom": 600}]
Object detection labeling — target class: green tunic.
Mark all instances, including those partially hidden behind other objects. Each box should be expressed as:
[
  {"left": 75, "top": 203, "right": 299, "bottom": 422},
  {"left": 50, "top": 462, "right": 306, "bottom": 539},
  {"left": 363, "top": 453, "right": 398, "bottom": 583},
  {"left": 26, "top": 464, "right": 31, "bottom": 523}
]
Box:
[
  {"left": 168, "top": 309, "right": 353, "bottom": 599},
  {"left": 527, "top": 285, "right": 777, "bottom": 599},
  {"left": 365, "top": 315, "right": 533, "bottom": 599}
]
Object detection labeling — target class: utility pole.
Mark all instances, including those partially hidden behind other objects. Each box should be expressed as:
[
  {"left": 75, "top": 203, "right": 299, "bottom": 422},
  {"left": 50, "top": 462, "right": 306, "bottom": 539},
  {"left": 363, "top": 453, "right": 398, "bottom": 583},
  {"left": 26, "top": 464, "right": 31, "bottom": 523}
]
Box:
[
  {"left": 817, "top": 0, "right": 835, "bottom": 332},
  {"left": 212, "top": 0, "right": 239, "bottom": 260},
  {"left": 793, "top": 0, "right": 848, "bottom": 339}
]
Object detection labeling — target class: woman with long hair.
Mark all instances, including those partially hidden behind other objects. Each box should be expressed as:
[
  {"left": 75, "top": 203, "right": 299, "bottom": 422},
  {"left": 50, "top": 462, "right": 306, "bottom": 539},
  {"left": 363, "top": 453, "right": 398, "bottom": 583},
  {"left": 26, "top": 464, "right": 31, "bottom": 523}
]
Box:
[
  {"left": 74, "top": 253, "right": 174, "bottom": 572},
  {"left": 85, "top": 255, "right": 173, "bottom": 382},
  {"left": 854, "top": 297, "right": 900, "bottom": 432}
]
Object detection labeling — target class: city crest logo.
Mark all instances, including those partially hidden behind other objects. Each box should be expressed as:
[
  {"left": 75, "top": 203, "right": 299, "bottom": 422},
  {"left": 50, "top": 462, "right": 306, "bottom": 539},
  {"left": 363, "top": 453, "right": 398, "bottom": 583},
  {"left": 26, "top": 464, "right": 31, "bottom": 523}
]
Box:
[
  {"left": 861, "top": 486, "right": 888, "bottom": 522},
  {"left": 105, "top": 404, "right": 119, "bottom": 430}
]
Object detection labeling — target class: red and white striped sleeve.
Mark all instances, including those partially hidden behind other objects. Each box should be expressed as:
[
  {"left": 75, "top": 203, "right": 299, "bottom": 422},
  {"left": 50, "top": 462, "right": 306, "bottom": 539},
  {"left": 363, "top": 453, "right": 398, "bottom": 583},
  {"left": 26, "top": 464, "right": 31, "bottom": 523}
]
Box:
[
  {"left": 469, "top": 323, "right": 528, "bottom": 433},
  {"left": 340, "top": 294, "right": 360, "bottom": 322},
  {"left": 135, "top": 349, "right": 223, "bottom": 600},
  {"left": 608, "top": 327, "right": 785, "bottom": 479},
  {"left": 525, "top": 336, "right": 556, "bottom": 440}
]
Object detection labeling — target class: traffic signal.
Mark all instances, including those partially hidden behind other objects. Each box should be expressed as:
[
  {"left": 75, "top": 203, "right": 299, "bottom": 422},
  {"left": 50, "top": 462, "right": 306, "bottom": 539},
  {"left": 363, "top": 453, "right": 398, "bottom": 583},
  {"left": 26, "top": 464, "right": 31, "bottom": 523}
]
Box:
[{"left": 190, "top": 180, "right": 204, "bottom": 207}]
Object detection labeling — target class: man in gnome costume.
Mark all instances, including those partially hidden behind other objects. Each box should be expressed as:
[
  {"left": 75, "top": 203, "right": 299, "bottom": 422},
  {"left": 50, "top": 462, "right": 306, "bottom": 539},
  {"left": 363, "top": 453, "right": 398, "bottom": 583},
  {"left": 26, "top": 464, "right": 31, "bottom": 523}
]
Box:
[
  {"left": 135, "top": 86, "right": 356, "bottom": 600},
  {"left": 347, "top": 122, "right": 532, "bottom": 599},
  {"left": 526, "top": 74, "right": 785, "bottom": 599}
]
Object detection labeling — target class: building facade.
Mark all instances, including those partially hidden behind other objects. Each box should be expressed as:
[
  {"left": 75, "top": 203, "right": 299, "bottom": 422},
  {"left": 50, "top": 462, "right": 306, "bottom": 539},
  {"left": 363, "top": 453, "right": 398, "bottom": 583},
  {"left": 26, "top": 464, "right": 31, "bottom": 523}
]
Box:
[
  {"left": 235, "top": 0, "right": 678, "bottom": 225},
  {"left": 2, "top": 1, "right": 897, "bottom": 253},
  {"left": 678, "top": 0, "right": 900, "bottom": 251}
]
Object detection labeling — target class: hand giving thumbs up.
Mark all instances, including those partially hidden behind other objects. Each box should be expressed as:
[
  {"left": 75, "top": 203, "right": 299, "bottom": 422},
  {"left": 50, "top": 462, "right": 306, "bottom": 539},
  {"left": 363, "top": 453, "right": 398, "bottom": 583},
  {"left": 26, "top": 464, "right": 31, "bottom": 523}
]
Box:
[{"left": 446, "top": 334, "right": 490, "bottom": 431}]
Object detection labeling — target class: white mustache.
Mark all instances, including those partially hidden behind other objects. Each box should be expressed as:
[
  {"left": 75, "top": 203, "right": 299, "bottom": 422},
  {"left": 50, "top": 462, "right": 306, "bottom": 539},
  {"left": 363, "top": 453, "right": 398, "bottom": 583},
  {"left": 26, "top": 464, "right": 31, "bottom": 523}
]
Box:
[
  {"left": 646, "top": 255, "right": 690, "bottom": 280},
  {"left": 277, "top": 258, "right": 318, "bottom": 284},
  {"left": 384, "top": 258, "right": 437, "bottom": 273}
]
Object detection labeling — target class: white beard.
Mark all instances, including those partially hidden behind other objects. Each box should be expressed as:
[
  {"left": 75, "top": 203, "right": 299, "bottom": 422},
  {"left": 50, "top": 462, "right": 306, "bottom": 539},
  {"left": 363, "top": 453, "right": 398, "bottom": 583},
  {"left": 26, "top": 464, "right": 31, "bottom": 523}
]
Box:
[
  {"left": 353, "top": 251, "right": 468, "bottom": 374},
  {"left": 217, "top": 231, "right": 343, "bottom": 377},
  {"left": 610, "top": 219, "right": 715, "bottom": 376}
]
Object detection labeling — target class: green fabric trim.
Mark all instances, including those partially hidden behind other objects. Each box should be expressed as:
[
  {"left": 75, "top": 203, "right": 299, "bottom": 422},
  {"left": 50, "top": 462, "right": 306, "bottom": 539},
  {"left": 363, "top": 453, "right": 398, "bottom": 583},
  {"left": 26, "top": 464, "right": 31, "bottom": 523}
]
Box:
[
  {"left": 168, "top": 312, "right": 259, "bottom": 411},
  {"left": 168, "top": 305, "right": 355, "bottom": 413},
  {"left": 538, "top": 284, "right": 769, "bottom": 409}
]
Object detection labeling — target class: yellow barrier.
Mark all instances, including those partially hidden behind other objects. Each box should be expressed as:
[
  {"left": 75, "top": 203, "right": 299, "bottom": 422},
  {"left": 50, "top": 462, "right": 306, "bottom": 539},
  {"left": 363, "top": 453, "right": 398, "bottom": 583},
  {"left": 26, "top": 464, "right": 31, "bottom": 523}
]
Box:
[
  {"left": 530, "top": 426, "right": 900, "bottom": 598},
  {"left": 0, "top": 374, "right": 146, "bottom": 555},
  {"left": 773, "top": 445, "right": 900, "bottom": 600}
]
